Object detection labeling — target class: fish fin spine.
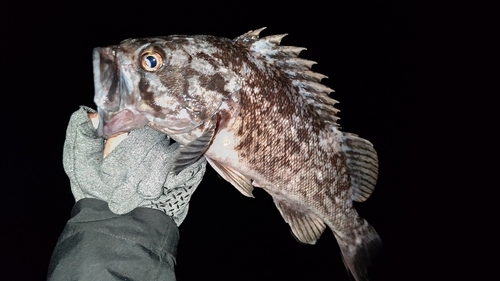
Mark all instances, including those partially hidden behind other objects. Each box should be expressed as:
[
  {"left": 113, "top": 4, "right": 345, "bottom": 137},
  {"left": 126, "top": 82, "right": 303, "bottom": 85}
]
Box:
[
  {"left": 235, "top": 28, "right": 340, "bottom": 127},
  {"left": 342, "top": 133, "right": 379, "bottom": 202},
  {"left": 206, "top": 158, "right": 254, "bottom": 197},
  {"left": 273, "top": 198, "right": 327, "bottom": 244},
  {"left": 172, "top": 121, "right": 216, "bottom": 174}
]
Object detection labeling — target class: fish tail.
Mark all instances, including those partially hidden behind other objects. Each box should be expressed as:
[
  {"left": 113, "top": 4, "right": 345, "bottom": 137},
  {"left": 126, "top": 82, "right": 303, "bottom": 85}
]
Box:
[{"left": 334, "top": 219, "right": 381, "bottom": 281}]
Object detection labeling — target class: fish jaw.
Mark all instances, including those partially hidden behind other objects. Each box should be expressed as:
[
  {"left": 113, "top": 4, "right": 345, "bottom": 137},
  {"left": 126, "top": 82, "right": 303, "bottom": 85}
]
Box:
[
  {"left": 93, "top": 45, "right": 150, "bottom": 138},
  {"left": 97, "top": 108, "right": 149, "bottom": 138},
  {"left": 93, "top": 47, "right": 121, "bottom": 114}
]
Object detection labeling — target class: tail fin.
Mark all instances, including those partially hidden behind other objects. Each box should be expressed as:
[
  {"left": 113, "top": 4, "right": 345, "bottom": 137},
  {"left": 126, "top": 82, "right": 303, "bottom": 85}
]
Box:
[{"left": 335, "top": 220, "right": 381, "bottom": 281}]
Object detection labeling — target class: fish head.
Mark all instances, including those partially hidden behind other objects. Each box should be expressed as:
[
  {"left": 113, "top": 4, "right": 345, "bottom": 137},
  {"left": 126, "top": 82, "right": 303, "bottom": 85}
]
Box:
[{"left": 93, "top": 36, "right": 240, "bottom": 139}]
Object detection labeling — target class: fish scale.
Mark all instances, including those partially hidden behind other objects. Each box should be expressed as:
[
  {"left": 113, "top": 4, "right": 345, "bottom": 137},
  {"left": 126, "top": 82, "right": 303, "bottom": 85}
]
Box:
[{"left": 93, "top": 27, "right": 381, "bottom": 281}]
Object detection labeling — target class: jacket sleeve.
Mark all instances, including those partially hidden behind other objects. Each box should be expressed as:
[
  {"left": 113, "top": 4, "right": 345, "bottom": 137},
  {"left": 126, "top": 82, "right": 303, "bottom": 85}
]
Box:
[{"left": 47, "top": 198, "right": 179, "bottom": 281}]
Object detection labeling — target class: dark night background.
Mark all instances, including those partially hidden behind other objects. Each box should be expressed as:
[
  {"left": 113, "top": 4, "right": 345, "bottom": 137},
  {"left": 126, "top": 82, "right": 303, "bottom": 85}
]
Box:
[{"left": 1, "top": 1, "right": 491, "bottom": 280}]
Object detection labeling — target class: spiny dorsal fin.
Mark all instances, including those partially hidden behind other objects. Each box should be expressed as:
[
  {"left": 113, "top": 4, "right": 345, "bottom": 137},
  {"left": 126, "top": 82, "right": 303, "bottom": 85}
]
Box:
[
  {"left": 233, "top": 27, "right": 267, "bottom": 43},
  {"left": 273, "top": 198, "right": 326, "bottom": 244},
  {"left": 276, "top": 58, "right": 317, "bottom": 70},
  {"left": 284, "top": 70, "right": 328, "bottom": 82},
  {"left": 260, "top": 33, "right": 288, "bottom": 44},
  {"left": 293, "top": 80, "right": 335, "bottom": 95},
  {"left": 206, "top": 157, "right": 254, "bottom": 198},
  {"left": 275, "top": 46, "right": 307, "bottom": 56},
  {"left": 234, "top": 28, "right": 340, "bottom": 128},
  {"left": 341, "top": 133, "right": 379, "bottom": 202}
]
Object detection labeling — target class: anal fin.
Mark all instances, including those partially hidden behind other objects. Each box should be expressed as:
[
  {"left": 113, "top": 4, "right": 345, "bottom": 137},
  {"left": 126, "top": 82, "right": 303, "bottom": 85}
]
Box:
[
  {"left": 206, "top": 158, "right": 254, "bottom": 198},
  {"left": 273, "top": 198, "right": 326, "bottom": 244}
]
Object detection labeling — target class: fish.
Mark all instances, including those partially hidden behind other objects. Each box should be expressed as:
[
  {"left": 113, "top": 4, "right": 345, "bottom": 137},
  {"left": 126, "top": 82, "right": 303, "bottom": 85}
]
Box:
[{"left": 93, "top": 27, "right": 381, "bottom": 281}]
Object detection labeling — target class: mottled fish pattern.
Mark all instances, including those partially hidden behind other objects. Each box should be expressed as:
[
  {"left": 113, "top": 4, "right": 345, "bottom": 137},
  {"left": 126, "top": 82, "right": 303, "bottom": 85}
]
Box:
[{"left": 93, "top": 28, "right": 381, "bottom": 280}]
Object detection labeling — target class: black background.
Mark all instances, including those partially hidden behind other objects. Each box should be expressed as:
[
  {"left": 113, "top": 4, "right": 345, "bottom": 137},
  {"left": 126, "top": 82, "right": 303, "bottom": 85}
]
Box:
[{"left": 1, "top": 1, "right": 489, "bottom": 280}]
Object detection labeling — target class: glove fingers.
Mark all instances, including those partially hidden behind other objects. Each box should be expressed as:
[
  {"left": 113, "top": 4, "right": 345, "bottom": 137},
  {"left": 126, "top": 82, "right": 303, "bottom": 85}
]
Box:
[
  {"left": 72, "top": 129, "right": 115, "bottom": 199},
  {"left": 135, "top": 140, "right": 176, "bottom": 199},
  {"left": 101, "top": 126, "right": 166, "bottom": 174},
  {"left": 63, "top": 107, "right": 103, "bottom": 177},
  {"left": 64, "top": 107, "right": 114, "bottom": 200},
  {"left": 110, "top": 129, "right": 174, "bottom": 211}
]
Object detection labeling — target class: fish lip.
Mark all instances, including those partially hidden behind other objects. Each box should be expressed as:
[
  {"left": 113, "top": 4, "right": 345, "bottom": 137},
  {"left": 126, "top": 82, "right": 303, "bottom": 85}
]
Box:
[{"left": 97, "top": 108, "right": 149, "bottom": 138}]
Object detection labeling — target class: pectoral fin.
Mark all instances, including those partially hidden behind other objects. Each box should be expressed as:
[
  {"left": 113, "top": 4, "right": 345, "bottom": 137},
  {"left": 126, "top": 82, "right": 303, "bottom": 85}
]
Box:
[
  {"left": 207, "top": 158, "right": 254, "bottom": 197},
  {"left": 172, "top": 125, "right": 216, "bottom": 174},
  {"left": 273, "top": 198, "right": 326, "bottom": 245}
]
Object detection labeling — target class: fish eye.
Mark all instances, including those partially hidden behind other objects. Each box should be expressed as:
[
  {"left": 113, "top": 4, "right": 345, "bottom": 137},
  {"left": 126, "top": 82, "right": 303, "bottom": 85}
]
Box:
[{"left": 140, "top": 50, "right": 164, "bottom": 71}]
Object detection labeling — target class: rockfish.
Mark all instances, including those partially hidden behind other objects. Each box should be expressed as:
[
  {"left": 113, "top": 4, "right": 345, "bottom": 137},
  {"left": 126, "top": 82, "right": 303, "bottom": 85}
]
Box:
[{"left": 93, "top": 27, "right": 381, "bottom": 280}]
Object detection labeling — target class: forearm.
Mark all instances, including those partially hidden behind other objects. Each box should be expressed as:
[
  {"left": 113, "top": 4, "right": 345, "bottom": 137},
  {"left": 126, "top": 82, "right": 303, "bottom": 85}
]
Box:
[{"left": 47, "top": 198, "right": 179, "bottom": 281}]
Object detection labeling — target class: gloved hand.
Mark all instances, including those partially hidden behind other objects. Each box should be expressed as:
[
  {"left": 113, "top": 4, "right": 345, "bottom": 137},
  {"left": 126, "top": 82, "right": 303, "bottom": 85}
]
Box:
[{"left": 63, "top": 106, "right": 206, "bottom": 225}]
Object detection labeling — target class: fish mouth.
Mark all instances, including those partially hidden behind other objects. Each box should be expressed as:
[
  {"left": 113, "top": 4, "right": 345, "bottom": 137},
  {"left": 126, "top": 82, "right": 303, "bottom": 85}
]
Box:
[
  {"left": 93, "top": 46, "right": 148, "bottom": 138},
  {"left": 93, "top": 47, "right": 122, "bottom": 112},
  {"left": 97, "top": 108, "right": 149, "bottom": 138}
]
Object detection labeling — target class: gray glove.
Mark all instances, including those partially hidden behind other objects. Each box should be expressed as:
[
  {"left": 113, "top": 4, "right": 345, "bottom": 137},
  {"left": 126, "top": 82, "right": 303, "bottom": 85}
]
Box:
[{"left": 63, "top": 106, "right": 206, "bottom": 225}]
